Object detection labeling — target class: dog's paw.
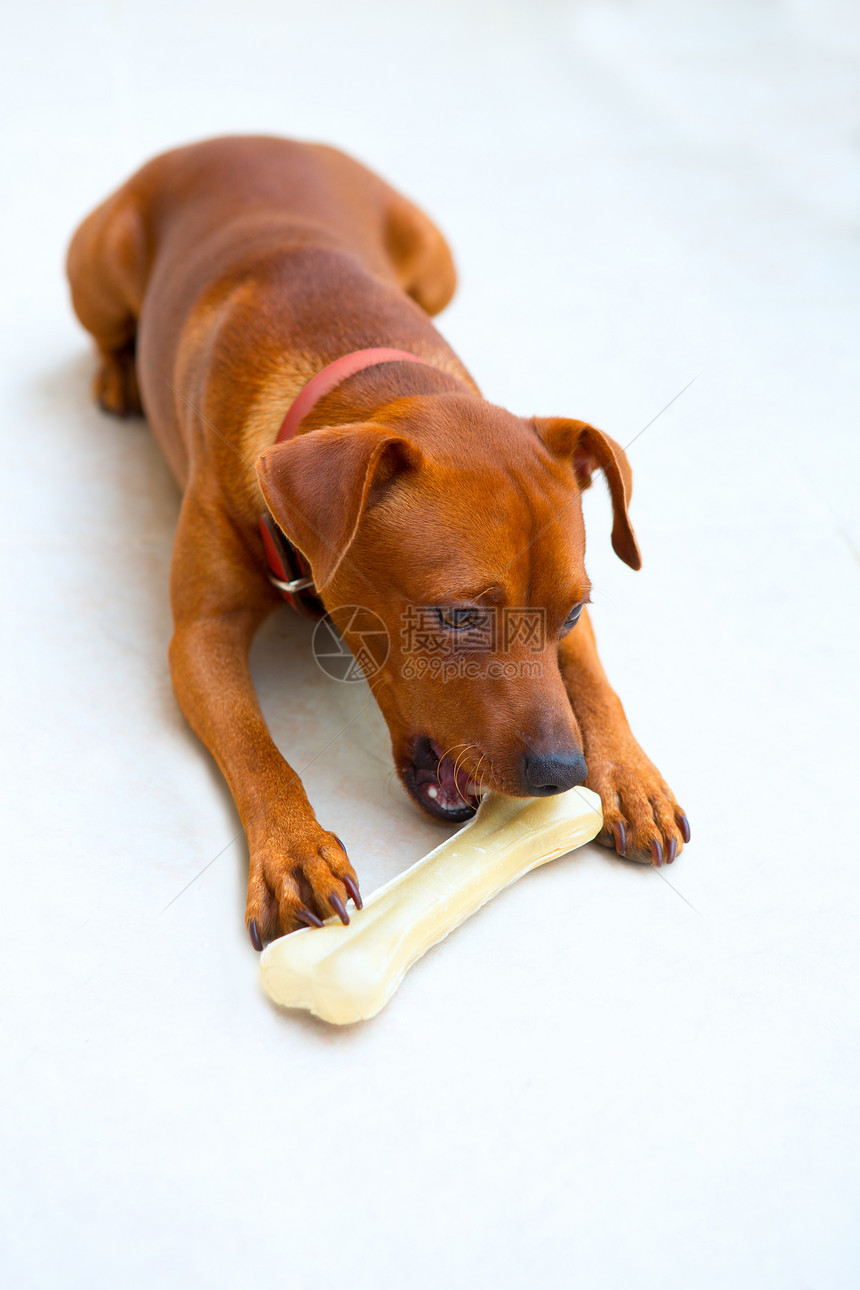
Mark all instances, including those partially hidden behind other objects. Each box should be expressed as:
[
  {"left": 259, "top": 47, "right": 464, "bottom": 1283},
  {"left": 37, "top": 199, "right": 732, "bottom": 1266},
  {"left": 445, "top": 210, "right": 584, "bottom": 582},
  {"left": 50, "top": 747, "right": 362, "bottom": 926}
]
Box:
[
  {"left": 586, "top": 748, "right": 690, "bottom": 866},
  {"left": 93, "top": 344, "right": 143, "bottom": 417},
  {"left": 245, "top": 822, "right": 362, "bottom": 949}
]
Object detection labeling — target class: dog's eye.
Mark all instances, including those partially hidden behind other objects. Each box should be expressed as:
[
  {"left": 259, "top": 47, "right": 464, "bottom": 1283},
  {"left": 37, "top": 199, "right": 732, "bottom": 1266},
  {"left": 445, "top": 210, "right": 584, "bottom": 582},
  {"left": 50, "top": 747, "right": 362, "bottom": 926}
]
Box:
[
  {"left": 561, "top": 603, "right": 584, "bottom": 634},
  {"left": 436, "top": 607, "right": 481, "bottom": 631}
]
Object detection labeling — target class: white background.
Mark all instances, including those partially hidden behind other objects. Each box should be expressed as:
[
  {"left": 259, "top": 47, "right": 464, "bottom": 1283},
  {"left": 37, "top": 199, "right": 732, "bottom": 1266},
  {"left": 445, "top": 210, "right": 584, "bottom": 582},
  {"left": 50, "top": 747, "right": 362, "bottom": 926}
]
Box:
[{"left": 2, "top": 1, "right": 859, "bottom": 1286}]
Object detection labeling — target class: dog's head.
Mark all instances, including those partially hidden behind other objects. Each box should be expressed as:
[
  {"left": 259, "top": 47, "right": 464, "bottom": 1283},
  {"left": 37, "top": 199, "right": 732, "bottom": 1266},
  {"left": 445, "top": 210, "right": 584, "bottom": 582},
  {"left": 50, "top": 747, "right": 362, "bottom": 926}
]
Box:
[{"left": 256, "top": 394, "right": 640, "bottom": 822}]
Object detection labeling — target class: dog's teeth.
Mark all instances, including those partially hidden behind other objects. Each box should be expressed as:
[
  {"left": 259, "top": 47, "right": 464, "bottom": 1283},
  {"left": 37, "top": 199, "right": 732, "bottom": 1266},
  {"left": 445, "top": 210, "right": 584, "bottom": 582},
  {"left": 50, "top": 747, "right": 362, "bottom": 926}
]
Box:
[{"left": 427, "top": 785, "right": 438, "bottom": 799}]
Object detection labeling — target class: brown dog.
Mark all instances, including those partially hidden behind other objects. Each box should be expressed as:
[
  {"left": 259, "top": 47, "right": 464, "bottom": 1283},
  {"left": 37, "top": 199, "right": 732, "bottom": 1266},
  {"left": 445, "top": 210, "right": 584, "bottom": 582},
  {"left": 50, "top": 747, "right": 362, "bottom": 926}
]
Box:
[{"left": 67, "top": 135, "right": 689, "bottom": 947}]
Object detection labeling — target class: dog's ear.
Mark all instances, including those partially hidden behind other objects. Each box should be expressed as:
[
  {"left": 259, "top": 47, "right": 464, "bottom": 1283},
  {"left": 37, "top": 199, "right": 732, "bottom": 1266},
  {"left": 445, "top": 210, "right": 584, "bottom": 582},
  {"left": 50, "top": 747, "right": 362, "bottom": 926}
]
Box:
[
  {"left": 534, "top": 417, "right": 641, "bottom": 570},
  {"left": 256, "top": 423, "right": 424, "bottom": 590}
]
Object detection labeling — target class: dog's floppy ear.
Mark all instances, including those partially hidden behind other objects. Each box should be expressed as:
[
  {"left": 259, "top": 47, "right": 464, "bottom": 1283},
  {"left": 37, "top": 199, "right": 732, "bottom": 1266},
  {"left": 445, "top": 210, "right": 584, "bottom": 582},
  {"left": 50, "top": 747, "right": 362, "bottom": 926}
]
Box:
[
  {"left": 534, "top": 417, "right": 641, "bottom": 570},
  {"left": 256, "top": 423, "right": 424, "bottom": 590}
]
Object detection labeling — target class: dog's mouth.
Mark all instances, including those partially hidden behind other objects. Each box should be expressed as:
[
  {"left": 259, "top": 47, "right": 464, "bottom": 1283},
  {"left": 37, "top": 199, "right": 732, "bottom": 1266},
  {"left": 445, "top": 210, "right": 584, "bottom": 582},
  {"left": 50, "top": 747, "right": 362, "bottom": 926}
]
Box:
[{"left": 401, "top": 736, "right": 485, "bottom": 823}]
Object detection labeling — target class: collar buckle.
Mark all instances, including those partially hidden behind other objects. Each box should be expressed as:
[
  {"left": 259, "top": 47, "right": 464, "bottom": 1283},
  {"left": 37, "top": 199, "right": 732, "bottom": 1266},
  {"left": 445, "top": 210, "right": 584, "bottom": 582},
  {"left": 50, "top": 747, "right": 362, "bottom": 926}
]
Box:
[{"left": 267, "top": 571, "right": 315, "bottom": 595}]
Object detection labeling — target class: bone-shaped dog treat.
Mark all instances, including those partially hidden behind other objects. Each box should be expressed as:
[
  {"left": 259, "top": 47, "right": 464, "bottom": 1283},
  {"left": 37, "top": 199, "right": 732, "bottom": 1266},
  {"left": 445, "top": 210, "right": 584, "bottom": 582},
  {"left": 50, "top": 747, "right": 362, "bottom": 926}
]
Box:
[{"left": 260, "top": 785, "right": 603, "bottom": 1024}]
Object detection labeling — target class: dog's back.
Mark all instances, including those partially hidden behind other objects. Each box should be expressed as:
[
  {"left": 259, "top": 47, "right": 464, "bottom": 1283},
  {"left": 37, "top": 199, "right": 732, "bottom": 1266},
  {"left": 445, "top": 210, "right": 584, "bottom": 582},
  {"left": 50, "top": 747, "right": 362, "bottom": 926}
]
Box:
[{"left": 67, "top": 136, "right": 460, "bottom": 489}]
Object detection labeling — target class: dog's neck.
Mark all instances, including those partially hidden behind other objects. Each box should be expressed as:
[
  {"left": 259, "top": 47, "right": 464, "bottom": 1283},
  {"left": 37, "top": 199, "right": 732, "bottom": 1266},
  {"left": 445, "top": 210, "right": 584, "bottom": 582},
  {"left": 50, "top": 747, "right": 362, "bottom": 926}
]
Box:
[
  {"left": 275, "top": 348, "right": 447, "bottom": 443},
  {"left": 260, "top": 346, "right": 470, "bottom": 613}
]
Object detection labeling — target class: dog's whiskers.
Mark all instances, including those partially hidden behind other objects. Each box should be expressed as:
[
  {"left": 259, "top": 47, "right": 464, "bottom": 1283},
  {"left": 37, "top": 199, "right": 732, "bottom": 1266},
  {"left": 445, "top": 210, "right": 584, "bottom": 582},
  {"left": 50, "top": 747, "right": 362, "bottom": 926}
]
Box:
[
  {"left": 452, "top": 747, "right": 472, "bottom": 803},
  {"left": 435, "top": 742, "right": 472, "bottom": 790},
  {"left": 447, "top": 742, "right": 482, "bottom": 803}
]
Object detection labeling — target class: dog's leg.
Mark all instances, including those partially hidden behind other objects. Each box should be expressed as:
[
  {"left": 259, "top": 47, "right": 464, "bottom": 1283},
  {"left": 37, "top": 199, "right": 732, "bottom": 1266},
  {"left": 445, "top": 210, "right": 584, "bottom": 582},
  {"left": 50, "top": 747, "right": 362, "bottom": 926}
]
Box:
[
  {"left": 66, "top": 190, "right": 145, "bottom": 417},
  {"left": 385, "top": 194, "right": 457, "bottom": 317},
  {"left": 168, "top": 488, "right": 361, "bottom": 943},
  {"left": 558, "top": 611, "right": 690, "bottom": 864}
]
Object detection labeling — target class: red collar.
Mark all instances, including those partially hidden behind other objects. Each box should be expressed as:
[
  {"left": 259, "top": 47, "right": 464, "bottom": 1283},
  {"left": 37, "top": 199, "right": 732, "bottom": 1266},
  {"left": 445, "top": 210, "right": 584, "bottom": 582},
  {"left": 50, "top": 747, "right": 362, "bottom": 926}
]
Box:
[{"left": 259, "top": 347, "right": 441, "bottom": 615}]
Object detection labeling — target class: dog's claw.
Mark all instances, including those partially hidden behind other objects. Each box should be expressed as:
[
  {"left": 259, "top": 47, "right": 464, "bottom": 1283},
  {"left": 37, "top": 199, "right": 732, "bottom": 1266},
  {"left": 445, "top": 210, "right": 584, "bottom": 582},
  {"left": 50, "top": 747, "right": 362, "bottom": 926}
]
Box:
[
  {"left": 296, "top": 905, "right": 324, "bottom": 929},
  {"left": 248, "top": 918, "right": 263, "bottom": 952},
  {"left": 342, "top": 874, "right": 363, "bottom": 910},
  {"left": 329, "top": 893, "right": 350, "bottom": 925},
  {"left": 588, "top": 758, "right": 686, "bottom": 868}
]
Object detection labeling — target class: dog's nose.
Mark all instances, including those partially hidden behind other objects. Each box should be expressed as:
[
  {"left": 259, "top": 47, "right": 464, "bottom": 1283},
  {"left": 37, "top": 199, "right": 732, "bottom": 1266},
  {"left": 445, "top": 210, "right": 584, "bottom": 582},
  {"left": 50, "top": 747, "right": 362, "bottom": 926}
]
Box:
[{"left": 522, "top": 749, "right": 588, "bottom": 795}]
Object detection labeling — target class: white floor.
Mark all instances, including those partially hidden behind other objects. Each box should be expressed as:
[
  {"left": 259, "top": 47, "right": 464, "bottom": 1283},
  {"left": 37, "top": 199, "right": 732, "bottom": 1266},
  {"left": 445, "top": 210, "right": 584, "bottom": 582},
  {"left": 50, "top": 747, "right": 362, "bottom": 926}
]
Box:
[{"left": 3, "top": 2, "right": 859, "bottom": 1286}]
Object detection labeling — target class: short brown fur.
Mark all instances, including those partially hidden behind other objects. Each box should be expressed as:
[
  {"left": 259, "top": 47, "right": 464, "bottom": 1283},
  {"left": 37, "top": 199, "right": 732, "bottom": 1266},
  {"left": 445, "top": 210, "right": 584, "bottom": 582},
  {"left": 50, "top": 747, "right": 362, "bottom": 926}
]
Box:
[{"left": 68, "top": 136, "right": 688, "bottom": 943}]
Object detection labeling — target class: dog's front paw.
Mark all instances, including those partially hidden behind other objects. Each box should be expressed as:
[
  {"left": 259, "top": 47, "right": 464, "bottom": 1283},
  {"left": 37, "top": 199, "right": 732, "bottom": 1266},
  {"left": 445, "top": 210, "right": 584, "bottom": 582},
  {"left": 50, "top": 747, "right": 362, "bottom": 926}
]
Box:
[
  {"left": 586, "top": 747, "right": 690, "bottom": 866},
  {"left": 245, "top": 819, "right": 362, "bottom": 948}
]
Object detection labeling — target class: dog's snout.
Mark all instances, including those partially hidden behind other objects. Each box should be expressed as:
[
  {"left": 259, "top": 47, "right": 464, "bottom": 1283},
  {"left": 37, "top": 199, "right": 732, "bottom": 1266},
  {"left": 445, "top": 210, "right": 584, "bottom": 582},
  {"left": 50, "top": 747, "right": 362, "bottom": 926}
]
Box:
[{"left": 522, "top": 748, "right": 588, "bottom": 795}]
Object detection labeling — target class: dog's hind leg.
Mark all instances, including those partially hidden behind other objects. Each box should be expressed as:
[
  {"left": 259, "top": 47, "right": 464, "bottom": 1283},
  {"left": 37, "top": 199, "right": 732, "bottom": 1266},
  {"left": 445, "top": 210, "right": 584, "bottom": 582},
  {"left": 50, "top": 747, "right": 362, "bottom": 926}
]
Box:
[
  {"left": 67, "top": 187, "right": 148, "bottom": 417},
  {"left": 385, "top": 192, "right": 458, "bottom": 317}
]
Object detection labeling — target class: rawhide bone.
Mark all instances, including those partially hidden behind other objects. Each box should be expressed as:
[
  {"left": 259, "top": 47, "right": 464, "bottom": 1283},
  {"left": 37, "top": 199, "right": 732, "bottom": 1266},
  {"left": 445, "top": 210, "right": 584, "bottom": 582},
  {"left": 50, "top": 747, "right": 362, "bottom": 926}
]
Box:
[{"left": 260, "top": 785, "right": 603, "bottom": 1024}]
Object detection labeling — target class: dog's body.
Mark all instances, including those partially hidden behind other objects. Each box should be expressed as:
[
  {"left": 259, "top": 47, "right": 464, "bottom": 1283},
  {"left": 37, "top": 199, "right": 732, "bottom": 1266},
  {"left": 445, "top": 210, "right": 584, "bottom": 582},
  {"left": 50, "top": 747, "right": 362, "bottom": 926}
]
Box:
[{"left": 67, "top": 136, "right": 688, "bottom": 945}]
